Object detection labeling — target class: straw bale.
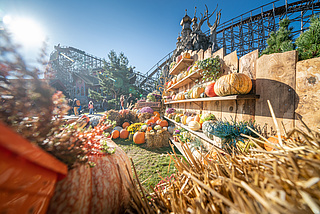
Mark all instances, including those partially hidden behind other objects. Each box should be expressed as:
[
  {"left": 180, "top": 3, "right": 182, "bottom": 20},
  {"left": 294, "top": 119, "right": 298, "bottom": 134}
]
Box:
[{"left": 145, "top": 130, "right": 171, "bottom": 148}]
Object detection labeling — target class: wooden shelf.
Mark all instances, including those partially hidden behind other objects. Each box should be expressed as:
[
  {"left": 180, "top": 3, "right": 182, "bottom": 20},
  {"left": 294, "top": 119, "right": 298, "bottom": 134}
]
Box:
[
  {"left": 164, "top": 94, "right": 260, "bottom": 104},
  {"left": 167, "top": 71, "right": 202, "bottom": 91},
  {"left": 169, "top": 58, "right": 194, "bottom": 76},
  {"left": 164, "top": 116, "right": 222, "bottom": 149}
]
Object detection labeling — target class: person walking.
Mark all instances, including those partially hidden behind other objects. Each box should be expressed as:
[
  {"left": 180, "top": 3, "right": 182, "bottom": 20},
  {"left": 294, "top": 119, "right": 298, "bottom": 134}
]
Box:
[
  {"left": 68, "top": 98, "right": 73, "bottom": 115},
  {"left": 120, "top": 95, "right": 125, "bottom": 110},
  {"left": 127, "top": 93, "right": 135, "bottom": 108},
  {"left": 88, "top": 101, "right": 94, "bottom": 114},
  {"left": 102, "top": 98, "right": 108, "bottom": 112},
  {"left": 73, "top": 98, "right": 80, "bottom": 116}
]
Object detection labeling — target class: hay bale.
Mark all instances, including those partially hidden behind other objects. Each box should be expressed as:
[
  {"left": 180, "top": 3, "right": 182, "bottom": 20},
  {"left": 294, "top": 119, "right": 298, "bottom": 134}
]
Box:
[{"left": 145, "top": 130, "right": 170, "bottom": 148}]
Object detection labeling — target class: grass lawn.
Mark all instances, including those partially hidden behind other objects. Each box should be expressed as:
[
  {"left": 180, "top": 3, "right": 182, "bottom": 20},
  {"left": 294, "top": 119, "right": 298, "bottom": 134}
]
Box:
[{"left": 112, "top": 138, "right": 183, "bottom": 191}]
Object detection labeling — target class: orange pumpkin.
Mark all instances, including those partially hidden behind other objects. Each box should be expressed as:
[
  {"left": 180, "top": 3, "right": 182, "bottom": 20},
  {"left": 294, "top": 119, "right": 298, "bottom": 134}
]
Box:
[
  {"left": 112, "top": 130, "right": 120, "bottom": 139},
  {"left": 48, "top": 140, "right": 132, "bottom": 214},
  {"left": 153, "top": 111, "right": 160, "bottom": 118},
  {"left": 146, "top": 119, "right": 154, "bottom": 125},
  {"left": 122, "top": 122, "right": 130, "bottom": 129},
  {"left": 214, "top": 73, "right": 252, "bottom": 96},
  {"left": 156, "top": 119, "right": 168, "bottom": 127},
  {"left": 151, "top": 116, "right": 160, "bottom": 122},
  {"left": 147, "top": 127, "right": 152, "bottom": 132},
  {"left": 264, "top": 135, "right": 285, "bottom": 151},
  {"left": 133, "top": 132, "right": 145, "bottom": 144},
  {"left": 120, "top": 129, "right": 129, "bottom": 139}
]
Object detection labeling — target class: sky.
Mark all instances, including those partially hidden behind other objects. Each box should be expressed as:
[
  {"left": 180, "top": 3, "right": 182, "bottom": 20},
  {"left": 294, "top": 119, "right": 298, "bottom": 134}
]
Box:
[{"left": 0, "top": 0, "right": 282, "bottom": 74}]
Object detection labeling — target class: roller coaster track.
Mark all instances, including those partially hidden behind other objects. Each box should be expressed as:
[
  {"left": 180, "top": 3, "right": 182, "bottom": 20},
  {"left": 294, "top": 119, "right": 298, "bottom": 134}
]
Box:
[{"left": 143, "top": 0, "right": 320, "bottom": 89}]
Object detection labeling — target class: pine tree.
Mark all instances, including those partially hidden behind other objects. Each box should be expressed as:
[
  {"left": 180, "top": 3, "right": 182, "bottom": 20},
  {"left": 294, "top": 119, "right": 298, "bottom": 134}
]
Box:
[
  {"left": 296, "top": 15, "right": 320, "bottom": 60},
  {"left": 88, "top": 50, "right": 138, "bottom": 102},
  {"left": 261, "top": 18, "right": 295, "bottom": 55}
]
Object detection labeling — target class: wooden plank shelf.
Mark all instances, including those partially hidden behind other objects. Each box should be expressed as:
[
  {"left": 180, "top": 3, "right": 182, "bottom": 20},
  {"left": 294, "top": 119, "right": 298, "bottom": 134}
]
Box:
[
  {"left": 164, "top": 94, "right": 260, "bottom": 104},
  {"left": 167, "top": 71, "right": 202, "bottom": 91},
  {"left": 169, "top": 58, "right": 193, "bottom": 76},
  {"left": 164, "top": 116, "right": 222, "bottom": 149}
]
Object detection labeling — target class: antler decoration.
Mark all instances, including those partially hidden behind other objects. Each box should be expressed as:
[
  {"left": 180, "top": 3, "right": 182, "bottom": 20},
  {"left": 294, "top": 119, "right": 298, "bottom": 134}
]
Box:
[
  {"left": 196, "top": 4, "right": 217, "bottom": 31},
  {"left": 207, "top": 4, "right": 221, "bottom": 29}
]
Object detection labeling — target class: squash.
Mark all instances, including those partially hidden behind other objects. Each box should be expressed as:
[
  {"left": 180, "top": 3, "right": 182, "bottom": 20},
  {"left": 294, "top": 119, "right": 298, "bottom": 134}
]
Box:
[
  {"left": 153, "top": 111, "right": 160, "bottom": 118},
  {"left": 214, "top": 73, "right": 252, "bottom": 96},
  {"left": 112, "top": 130, "right": 120, "bottom": 139},
  {"left": 174, "top": 115, "right": 181, "bottom": 123},
  {"left": 48, "top": 140, "right": 132, "bottom": 214},
  {"left": 154, "top": 125, "right": 162, "bottom": 130},
  {"left": 122, "top": 122, "right": 130, "bottom": 129},
  {"left": 172, "top": 77, "right": 177, "bottom": 84},
  {"left": 175, "top": 93, "right": 185, "bottom": 100},
  {"left": 133, "top": 132, "right": 145, "bottom": 144},
  {"left": 181, "top": 115, "right": 188, "bottom": 125},
  {"left": 186, "top": 116, "right": 194, "bottom": 125},
  {"left": 156, "top": 119, "right": 168, "bottom": 127},
  {"left": 188, "top": 121, "right": 201, "bottom": 131},
  {"left": 192, "top": 86, "right": 205, "bottom": 99},
  {"left": 114, "top": 126, "right": 123, "bottom": 132},
  {"left": 205, "top": 81, "right": 217, "bottom": 97},
  {"left": 168, "top": 126, "right": 175, "bottom": 134},
  {"left": 194, "top": 114, "right": 201, "bottom": 122},
  {"left": 120, "top": 129, "right": 129, "bottom": 139}
]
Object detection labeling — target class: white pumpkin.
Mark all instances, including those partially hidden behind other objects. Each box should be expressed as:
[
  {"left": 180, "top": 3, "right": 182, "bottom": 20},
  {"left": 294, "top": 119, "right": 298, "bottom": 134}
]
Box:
[
  {"left": 188, "top": 121, "right": 201, "bottom": 131},
  {"left": 186, "top": 116, "right": 194, "bottom": 125}
]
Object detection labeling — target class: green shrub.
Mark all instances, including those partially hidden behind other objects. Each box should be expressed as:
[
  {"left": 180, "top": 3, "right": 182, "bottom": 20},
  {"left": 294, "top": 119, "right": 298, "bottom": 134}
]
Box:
[
  {"left": 261, "top": 18, "right": 295, "bottom": 55},
  {"left": 296, "top": 15, "right": 320, "bottom": 60}
]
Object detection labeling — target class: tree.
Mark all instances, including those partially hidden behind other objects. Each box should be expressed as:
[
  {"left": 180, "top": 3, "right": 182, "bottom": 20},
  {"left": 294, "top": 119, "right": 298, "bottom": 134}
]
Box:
[
  {"left": 261, "top": 18, "right": 295, "bottom": 55},
  {"left": 296, "top": 15, "right": 320, "bottom": 60},
  {"left": 88, "top": 50, "right": 138, "bottom": 105}
]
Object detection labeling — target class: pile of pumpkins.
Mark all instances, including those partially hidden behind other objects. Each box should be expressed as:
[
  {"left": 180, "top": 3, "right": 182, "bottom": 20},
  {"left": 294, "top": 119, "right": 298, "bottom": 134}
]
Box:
[
  {"left": 169, "top": 72, "right": 253, "bottom": 98},
  {"left": 110, "top": 111, "right": 170, "bottom": 145},
  {"left": 168, "top": 113, "right": 202, "bottom": 131}
]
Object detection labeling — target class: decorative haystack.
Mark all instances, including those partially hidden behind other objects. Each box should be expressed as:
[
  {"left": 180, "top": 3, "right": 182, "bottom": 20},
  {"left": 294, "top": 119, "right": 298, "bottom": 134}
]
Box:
[{"left": 145, "top": 130, "right": 171, "bottom": 148}]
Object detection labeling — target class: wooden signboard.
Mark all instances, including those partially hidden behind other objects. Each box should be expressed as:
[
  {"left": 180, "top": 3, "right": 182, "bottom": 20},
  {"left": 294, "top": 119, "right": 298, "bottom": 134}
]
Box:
[{"left": 223, "top": 51, "right": 238, "bottom": 75}]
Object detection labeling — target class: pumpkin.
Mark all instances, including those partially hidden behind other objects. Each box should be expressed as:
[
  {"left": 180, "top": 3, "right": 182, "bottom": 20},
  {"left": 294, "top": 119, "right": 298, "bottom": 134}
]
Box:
[
  {"left": 168, "top": 126, "right": 175, "bottom": 134},
  {"left": 122, "top": 122, "right": 130, "bottom": 129},
  {"left": 181, "top": 115, "right": 188, "bottom": 125},
  {"left": 194, "top": 114, "right": 201, "bottom": 122},
  {"left": 153, "top": 111, "right": 160, "bottom": 118},
  {"left": 264, "top": 135, "right": 285, "bottom": 151},
  {"left": 120, "top": 129, "right": 129, "bottom": 139},
  {"left": 172, "top": 77, "right": 177, "bottom": 84},
  {"left": 214, "top": 73, "right": 252, "bottom": 96},
  {"left": 112, "top": 130, "right": 120, "bottom": 139},
  {"left": 156, "top": 119, "right": 168, "bottom": 127},
  {"left": 183, "top": 52, "right": 191, "bottom": 59},
  {"left": 205, "top": 81, "right": 217, "bottom": 97},
  {"left": 175, "top": 93, "right": 185, "bottom": 100},
  {"left": 192, "top": 86, "right": 205, "bottom": 99},
  {"left": 48, "top": 139, "right": 132, "bottom": 214},
  {"left": 154, "top": 125, "right": 162, "bottom": 130},
  {"left": 147, "top": 127, "right": 152, "bottom": 132},
  {"left": 151, "top": 116, "right": 160, "bottom": 123},
  {"left": 188, "top": 121, "right": 201, "bottom": 131},
  {"left": 114, "top": 126, "right": 123, "bottom": 132},
  {"left": 133, "top": 132, "right": 145, "bottom": 144},
  {"left": 146, "top": 119, "right": 154, "bottom": 125},
  {"left": 186, "top": 116, "right": 194, "bottom": 125}
]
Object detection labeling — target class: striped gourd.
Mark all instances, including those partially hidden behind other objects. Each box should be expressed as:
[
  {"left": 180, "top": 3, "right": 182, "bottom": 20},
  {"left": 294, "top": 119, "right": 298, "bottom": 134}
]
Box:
[{"left": 214, "top": 73, "right": 252, "bottom": 96}]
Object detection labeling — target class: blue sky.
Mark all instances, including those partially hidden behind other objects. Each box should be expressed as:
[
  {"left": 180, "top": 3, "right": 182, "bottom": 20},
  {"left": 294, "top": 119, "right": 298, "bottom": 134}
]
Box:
[{"left": 1, "top": 0, "right": 277, "bottom": 73}]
